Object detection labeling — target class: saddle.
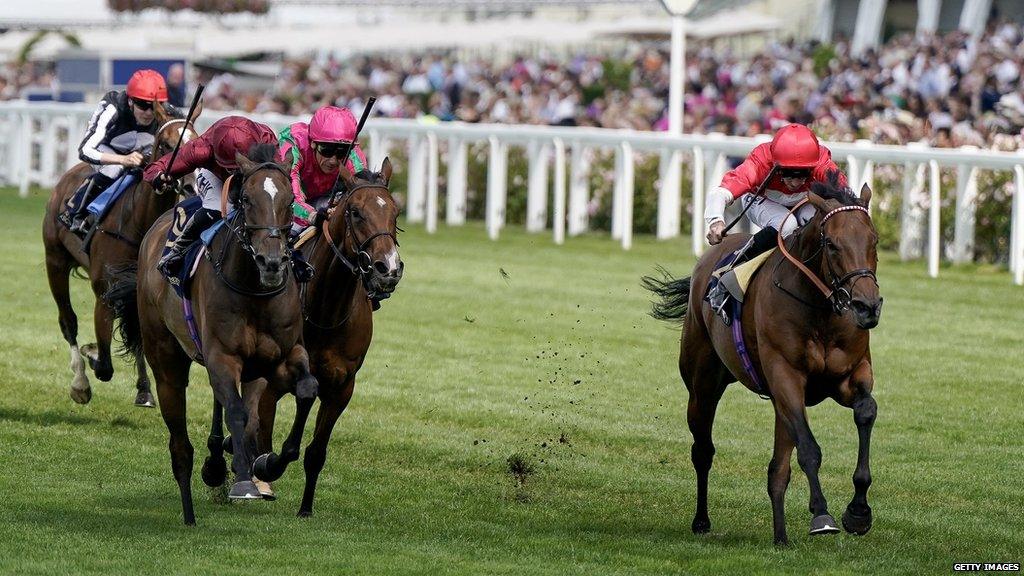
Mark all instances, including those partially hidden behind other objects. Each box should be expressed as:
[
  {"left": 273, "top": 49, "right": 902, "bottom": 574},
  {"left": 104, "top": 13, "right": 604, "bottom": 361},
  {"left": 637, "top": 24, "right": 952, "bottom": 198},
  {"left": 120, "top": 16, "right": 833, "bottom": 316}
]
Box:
[{"left": 161, "top": 196, "right": 225, "bottom": 299}]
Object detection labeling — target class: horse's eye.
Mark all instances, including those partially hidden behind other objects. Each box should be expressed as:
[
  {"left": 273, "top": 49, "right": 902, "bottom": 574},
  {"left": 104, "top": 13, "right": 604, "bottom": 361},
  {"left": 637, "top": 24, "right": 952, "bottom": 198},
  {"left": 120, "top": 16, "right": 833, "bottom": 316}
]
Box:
[
  {"left": 825, "top": 239, "right": 838, "bottom": 251},
  {"left": 350, "top": 208, "right": 362, "bottom": 220}
]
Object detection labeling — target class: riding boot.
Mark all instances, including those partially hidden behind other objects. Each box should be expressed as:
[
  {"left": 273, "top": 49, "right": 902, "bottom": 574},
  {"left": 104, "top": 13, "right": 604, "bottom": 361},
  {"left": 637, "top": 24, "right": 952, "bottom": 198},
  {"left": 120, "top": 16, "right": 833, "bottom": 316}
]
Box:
[
  {"left": 158, "top": 208, "right": 220, "bottom": 277},
  {"left": 707, "top": 226, "right": 779, "bottom": 324},
  {"left": 291, "top": 249, "right": 314, "bottom": 283},
  {"left": 67, "top": 174, "right": 115, "bottom": 233}
]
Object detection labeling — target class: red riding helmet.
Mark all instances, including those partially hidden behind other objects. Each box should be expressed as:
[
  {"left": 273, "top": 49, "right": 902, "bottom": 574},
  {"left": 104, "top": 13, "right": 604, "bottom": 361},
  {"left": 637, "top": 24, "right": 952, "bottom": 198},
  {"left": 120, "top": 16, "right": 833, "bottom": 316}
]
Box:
[
  {"left": 126, "top": 69, "right": 169, "bottom": 102},
  {"left": 211, "top": 119, "right": 278, "bottom": 169},
  {"left": 770, "top": 124, "right": 821, "bottom": 169},
  {"left": 308, "top": 106, "right": 358, "bottom": 143}
]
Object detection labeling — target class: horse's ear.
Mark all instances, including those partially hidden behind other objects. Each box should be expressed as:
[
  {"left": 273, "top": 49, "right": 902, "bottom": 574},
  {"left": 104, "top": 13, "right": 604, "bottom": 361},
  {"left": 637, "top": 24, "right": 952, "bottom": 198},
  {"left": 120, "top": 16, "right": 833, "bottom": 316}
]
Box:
[
  {"left": 187, "top": 98, "right": 203, "bottom": 124},
  {"left": 235, "top": 152, "right": 255, "bottom": 173},
  {"left": 806, "top": 192, "right": 828, "bottom": 213},
  {"left": 859, "top": 183, "right": 872, "bottom": 208},
  {"left": 380, "top": 156, "right": 392, "bottom": 186},
  {"left": 338, "top": 161, "right": 356, "bottom": 189}
]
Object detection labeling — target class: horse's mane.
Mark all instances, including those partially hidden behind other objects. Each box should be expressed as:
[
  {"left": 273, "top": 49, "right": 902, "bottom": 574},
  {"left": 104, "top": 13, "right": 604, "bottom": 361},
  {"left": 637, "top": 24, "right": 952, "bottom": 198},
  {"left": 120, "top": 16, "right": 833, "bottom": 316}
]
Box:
[
  {"left": 354, "top": 169, "right": 387, "bottom": 187},
  {"left": 810, "top": 169, "right": 860, "bottom": 207},
  {"left": 247, "top": 143, "right": 279, "bottom": 164}
]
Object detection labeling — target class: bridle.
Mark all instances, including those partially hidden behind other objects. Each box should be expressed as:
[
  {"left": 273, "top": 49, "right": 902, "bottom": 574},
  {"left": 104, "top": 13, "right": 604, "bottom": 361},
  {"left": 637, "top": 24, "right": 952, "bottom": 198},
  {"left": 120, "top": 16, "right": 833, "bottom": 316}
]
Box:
[
  {"left": 151, "top": 118, "right": 195, "bottom": 196},
  {"left": 207, "top": 163, "right": 293, "bottom": 297},
  {"left": 775, "top": 198, "right": 878, "bottom": 314},
  {"left": 322, "top": 182, "right": 399, "bottom": 280}
]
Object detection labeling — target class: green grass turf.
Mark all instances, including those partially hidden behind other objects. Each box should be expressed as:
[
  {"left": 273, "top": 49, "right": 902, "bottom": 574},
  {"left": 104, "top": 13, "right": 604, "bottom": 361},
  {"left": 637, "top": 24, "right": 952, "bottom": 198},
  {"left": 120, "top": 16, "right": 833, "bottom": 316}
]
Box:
[{"left": 0, "top": 188, "right": 1021, "bottom": 575}]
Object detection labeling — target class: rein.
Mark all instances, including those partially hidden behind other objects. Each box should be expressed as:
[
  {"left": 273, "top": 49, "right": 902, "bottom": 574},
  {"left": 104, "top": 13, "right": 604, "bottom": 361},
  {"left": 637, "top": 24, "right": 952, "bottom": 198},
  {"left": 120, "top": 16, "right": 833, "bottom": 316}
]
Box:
[{"left": 775, "top": 199, "right": 877, "bottom": 314}]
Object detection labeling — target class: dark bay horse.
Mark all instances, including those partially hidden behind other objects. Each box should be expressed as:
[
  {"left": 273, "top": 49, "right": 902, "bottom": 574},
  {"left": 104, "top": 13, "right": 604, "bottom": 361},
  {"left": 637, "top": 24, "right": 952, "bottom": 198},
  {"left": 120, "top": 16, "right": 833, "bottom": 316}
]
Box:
[
  {"left": 246, "top": 159, "right": 402, "bottom": 517},
  {"left": 644, "top": 174, "right": 882, "bottom": 545},
  {"left": 107, "top": 146, "right": 317, "bottom": 525},
  {"left": 42, "top": 101, "right": 201, "bottom": 406}
]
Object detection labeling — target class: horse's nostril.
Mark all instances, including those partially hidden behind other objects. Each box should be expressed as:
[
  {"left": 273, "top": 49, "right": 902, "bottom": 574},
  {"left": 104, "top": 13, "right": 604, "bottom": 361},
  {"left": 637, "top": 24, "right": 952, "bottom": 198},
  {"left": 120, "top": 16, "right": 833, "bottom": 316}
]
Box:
[
  {"left": 373, "top": 261, "right": 388, "bottom": 275},
  {"left": 254, "top": 255, "right": 267, "bottom": 267}
]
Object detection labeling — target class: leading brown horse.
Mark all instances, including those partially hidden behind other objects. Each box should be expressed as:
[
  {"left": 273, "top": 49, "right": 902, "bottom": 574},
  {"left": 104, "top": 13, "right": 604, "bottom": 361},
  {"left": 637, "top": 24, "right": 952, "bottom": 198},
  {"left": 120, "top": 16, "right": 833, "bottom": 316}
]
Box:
[
  {"left": 644, "top": 172, "right": 882, "bottom": 545},
  {"left": 42, "top": 101, "right": 200, "bottom": 406}
]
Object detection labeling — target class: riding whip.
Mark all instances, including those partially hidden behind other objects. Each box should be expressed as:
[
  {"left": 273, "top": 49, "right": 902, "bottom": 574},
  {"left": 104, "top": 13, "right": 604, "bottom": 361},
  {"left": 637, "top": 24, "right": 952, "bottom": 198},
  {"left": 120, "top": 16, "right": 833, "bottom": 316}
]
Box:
[
  {"left": 162, "top": 83, "right": 205, "bottom": 180},
  {"left": 721, "top": 164, "right": 777, "bottom": 235},
  {"left": 329, "top": 97, "right": 377, "bottom": 206}
]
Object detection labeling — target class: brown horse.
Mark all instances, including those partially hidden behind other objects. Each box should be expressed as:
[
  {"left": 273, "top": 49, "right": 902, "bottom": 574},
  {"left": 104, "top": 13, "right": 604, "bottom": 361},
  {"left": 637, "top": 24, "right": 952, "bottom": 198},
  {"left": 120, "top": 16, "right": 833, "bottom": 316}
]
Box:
[
  {"left": 241, "top": 159, "right": 402, "bottom": 517},
  {"left": 106, "top": 146, "right": 317, "bottom": 525},
  {"left": 644, "top": 173, "right": 882, "bottom": 545},
  {"left": 42, "top": 101, "right": 201, "bottom": 407}
]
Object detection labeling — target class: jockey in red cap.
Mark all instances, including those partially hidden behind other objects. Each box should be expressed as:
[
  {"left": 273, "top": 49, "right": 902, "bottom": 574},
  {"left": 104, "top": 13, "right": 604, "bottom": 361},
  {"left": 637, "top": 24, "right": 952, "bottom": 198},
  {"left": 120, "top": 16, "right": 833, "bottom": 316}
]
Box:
[
  {"left": 144, "top": 115, "right": 278, "bottom": 275},
  {"left": 704, "top": 124, "right": 848, "bottom": 319},
  {"left": 60, "top": 68, "right": 179, "bottom": 234},
  {"left": 277, "top": 105, "right": 368, "bottom": 234}
]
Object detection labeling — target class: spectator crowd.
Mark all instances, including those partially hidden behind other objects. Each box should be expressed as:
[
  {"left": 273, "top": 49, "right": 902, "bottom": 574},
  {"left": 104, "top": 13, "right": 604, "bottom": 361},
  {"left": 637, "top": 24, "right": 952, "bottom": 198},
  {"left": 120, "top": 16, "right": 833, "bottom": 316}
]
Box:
[{"left": 5, "top": 18, "right": 1024, "bottom": 150}]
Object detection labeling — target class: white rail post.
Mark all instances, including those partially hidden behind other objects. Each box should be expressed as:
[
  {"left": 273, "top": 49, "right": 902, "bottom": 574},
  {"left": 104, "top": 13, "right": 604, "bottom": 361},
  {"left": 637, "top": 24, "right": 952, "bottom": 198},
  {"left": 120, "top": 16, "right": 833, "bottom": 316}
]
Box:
[
  {"left": 846, "top": 154, "right": 861, "bottom": 196},
  {"left": 928, "top": 160, "right": 941, "bottom": 278},
  {"left": 405, "top": 135, "right": 425, "bottom": 222},
  {"left": 900, "top": 143, "right": 928, "bottom": 261},
  {"left": 951, "top": 149, "right": 979, "bottom": 264},
  {"left": 446, "top": 137, "right": 468, "bottom": 226},
  {"left": 568, "top": 142, "right": 589, "bottom": 236},
  {"left": 657, "top": 148, "right": 682, "bottom": 239},
  {"left": 64, "top": 113, "right": 81, "bottom": 173},
  {"left": 425, "top": 133, "right": 439, "bottom": 234},
  {"left": 41, "top": 115, "right": 58, "bottom": 187},
  {"left": 553, "top": 138, "right": 567, "bottom": 245},
  {"left": 1012, "top": 165, "right": 1024, "bottom": 285},
  {"left": 692, "top": 147, "right": 705, "bottom": 257},
  {"left": 19, "top": 113, "right": 32, "bottom": 197},
  {"left": 612, "top": 146, "right": 624, "bottom": 240},
  {"left": 620, "top": 142, "right": 635, "bottom": 250},
  {"left": 486, "top": 136, "right": 507, "bottom": 240},
  {"left": 369, "top": 130, "right": 391, "bottom": 171},
  {"left": 526, "top": 140, "right": 550, "bottom": 232}
]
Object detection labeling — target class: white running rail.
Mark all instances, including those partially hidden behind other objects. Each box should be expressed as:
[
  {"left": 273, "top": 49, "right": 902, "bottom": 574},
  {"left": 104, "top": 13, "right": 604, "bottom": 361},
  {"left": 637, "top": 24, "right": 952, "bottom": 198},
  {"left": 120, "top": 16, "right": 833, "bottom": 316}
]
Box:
[{"left": 3, "top": 101, "right": 1023, "bottom": 285}]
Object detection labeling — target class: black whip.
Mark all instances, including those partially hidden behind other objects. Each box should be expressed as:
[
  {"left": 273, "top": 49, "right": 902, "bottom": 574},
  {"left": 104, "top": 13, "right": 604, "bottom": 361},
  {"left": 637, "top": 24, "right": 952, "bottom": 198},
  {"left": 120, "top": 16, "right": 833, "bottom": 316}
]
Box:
[{"left": 721, "top": 164, "right": 777, "bottom": 235}]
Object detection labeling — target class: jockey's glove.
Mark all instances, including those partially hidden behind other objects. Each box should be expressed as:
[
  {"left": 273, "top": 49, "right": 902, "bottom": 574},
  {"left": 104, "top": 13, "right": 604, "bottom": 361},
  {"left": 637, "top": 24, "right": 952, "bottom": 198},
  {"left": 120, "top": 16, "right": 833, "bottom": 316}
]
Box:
[{"left": 313, "top": 207, "right": 330, "bottom": 229}]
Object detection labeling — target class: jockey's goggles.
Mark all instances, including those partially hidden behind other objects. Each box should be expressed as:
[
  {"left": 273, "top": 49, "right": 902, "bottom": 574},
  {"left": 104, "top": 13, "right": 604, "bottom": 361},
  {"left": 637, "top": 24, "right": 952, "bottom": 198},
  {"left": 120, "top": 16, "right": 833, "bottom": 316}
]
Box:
[
  {"left": 778, "top": 168, "right": 811, "bottom": 179},
  {"left": 131, "top": 98, "right": 155, "bottom": 111},
  {"left": 315, "top": 142, "right": 353, "bottom": 159}
]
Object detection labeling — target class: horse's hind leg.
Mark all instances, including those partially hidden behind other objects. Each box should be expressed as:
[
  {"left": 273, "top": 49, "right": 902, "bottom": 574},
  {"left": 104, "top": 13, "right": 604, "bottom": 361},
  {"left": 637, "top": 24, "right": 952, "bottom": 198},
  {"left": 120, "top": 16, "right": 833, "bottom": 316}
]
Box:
[
  {"left": 200, "top": 399, "right": 228, "bottom": 488},
  {"left": 837, "top": 360, "right": 876, "bottom": 536},
  {"left": 298, "top": 373, "right": 355, "bottom": 518},
  {"left": 253, "top": 345, "right": 319, "bottom": 483},
  {"left": 133, "top": 355, "right": 155, "bottom": 408},
  {"left": 767, "top": 363, "right": 839, "bottom": 537},
  {"left": 45, "top": 252, "right": 90, "bottom": 404},
  {"left": 86, "top": 297, "right": 115, "bottom": 383},
  {"left": 680, "top": 318, "right": 729, "bottom": 535}
]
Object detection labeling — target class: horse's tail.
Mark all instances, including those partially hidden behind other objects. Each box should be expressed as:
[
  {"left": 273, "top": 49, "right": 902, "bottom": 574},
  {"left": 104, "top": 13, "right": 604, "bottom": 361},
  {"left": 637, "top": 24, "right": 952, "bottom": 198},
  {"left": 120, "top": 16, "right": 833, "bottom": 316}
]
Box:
[
  {"left": 641, "top": 266, "right": 692, "bottom": 323},
  {"left": 103, "top": 263, "right": 142, "bottom": 361}
]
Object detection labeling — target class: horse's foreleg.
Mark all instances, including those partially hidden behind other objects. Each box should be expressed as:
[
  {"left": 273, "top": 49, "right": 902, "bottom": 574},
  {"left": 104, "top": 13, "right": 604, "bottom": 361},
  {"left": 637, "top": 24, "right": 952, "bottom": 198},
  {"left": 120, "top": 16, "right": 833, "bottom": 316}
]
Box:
[
  {"left": 253, "top": 345, "right": 318, "bottom": 483},
  {"left": 839, "top": 361, "right": 876, "bottom": 535},
  {"left": 769, "top": 368, "right": 839, "bottom": 537},
  {"left": 150, "top": 340, "right": 195, "bottom": 525},
  {"left": 206, "top": 351, "right": 260, "bottom": 500},
  {"left": 298, "top": 373, "right": 354, "bottom": 518},
  {"left": 768, "top": 413, "right": 795, "bottom": 546},
  {"left": 46, "top": 253, "right": 90, "bottom": 404}
]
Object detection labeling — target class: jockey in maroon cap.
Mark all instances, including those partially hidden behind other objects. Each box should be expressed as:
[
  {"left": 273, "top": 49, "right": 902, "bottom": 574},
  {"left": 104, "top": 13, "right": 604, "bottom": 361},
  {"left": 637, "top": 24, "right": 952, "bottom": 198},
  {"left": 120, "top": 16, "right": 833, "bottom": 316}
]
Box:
[{"left": 144, "top": 115, "right": 278, "bottom": 275}]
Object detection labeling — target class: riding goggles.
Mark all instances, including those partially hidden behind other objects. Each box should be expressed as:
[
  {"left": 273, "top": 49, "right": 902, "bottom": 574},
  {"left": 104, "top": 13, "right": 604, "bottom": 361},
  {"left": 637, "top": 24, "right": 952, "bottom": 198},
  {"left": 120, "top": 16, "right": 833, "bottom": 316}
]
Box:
[
  {"left": 778, "top": 168, "right": 812, "bottom": 179},
  {"left": 315, "top": 142, "right": 354, "bottom": 159},
  {"left": 131, "top": 98, "right": 154, "bottom": 111}
]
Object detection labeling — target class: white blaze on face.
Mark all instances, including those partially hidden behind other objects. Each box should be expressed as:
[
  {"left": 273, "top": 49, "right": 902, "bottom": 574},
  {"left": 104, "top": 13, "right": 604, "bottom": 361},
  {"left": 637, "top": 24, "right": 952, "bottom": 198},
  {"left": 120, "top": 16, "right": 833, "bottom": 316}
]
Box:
[
  {"left": 383, "top": 247, "right": 400, "bottom": 272},
  {"left": 376, "top": 196, "right": 386, "bottom": 208},
  {"left": 263, "top": 177, "right": 279, "bottom": 200}
]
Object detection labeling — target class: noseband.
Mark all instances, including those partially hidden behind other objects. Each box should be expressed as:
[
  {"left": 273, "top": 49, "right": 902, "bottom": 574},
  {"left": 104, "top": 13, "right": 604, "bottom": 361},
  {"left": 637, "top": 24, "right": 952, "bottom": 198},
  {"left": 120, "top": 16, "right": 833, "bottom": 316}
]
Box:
[{"left": 776, "top": 199, "right": 878, "bottom": 314}]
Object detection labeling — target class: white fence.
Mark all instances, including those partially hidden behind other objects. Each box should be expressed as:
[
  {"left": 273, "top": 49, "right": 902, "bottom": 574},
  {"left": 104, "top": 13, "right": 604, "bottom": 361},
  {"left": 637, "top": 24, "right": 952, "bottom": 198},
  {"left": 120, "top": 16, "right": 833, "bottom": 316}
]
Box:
[{"left": 2, "top": 101, "right": 1024, "bottom": 285}]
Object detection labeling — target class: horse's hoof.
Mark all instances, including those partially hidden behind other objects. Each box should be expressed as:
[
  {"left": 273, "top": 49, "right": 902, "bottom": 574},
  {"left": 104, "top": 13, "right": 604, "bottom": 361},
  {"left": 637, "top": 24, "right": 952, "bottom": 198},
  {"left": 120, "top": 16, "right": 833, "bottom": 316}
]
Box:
[
  {"left": 222, "top": 436, "right": 233, "bottom": 455},
  {"left": 691, "top": 517, "right": 711, "bottom": 534},
  {"left": 70, "top": 386, "right": 92, "bottom": 405},
  {"left": 252, "top": 453, "right": 283, "bottom": 482},
  {"left": 253, "top": 478, "right": 275, "bottom": 500},
  {"left": 773, "top": 535, "right": 790, "bottom": 547},
  {"left": 809, "top": 514, "right": 841, "bottom": 535},
  {"left": 94, "top": 366, "right": 113, "bottom": 382},
  {"left": 297, "top": 508, "right": 313, "bottom": 518},
  {"left": 134, "top": 390, "right": 156, "bottom": 408},
  {"left": 201, "top": 456, "right": 228, "bottom": 487},
  {"left": 228, "top": 481, "right": 262, "bottom": 500},
  {"left": 842, "top": 506, "right": 873, "bottom": 535}
]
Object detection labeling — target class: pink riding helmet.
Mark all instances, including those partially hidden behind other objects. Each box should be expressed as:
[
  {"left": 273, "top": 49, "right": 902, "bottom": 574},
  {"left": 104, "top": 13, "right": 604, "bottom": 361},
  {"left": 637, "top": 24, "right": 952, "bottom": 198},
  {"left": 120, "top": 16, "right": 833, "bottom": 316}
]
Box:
[{"left": 308, "top": 106, "right": 358, "bottom": 143}]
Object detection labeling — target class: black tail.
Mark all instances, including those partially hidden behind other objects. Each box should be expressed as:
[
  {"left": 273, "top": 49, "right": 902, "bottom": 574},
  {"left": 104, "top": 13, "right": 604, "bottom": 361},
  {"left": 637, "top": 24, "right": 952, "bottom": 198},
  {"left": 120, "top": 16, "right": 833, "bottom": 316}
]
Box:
[
  {"left": 641, "top": 266, "right": 692, "bottom": 323},
  {"left": 103, "top": 263, "right": 142, "bottom": 361}
]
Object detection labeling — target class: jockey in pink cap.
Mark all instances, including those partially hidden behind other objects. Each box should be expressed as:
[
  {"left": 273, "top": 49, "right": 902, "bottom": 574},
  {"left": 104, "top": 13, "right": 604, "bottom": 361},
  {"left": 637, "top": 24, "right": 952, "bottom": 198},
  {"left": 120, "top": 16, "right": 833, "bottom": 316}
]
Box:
[{"left": 277, "top": 105, "right": 368, "bottom": 233}]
